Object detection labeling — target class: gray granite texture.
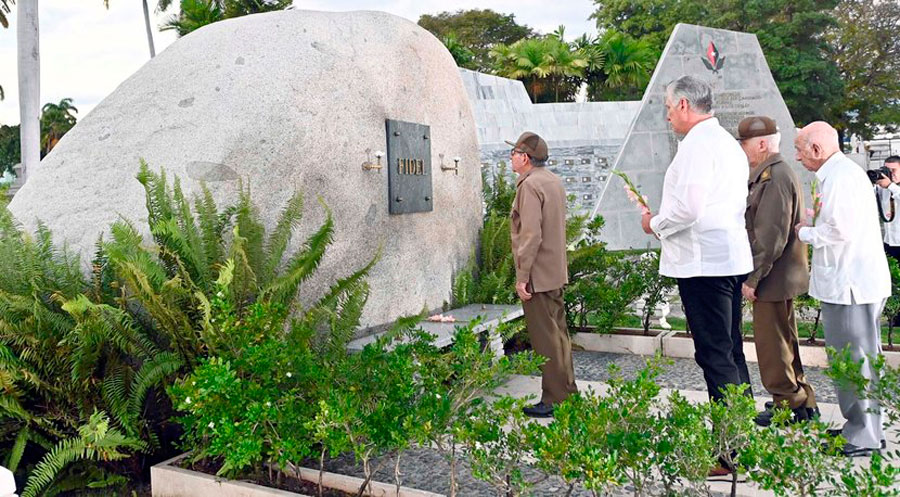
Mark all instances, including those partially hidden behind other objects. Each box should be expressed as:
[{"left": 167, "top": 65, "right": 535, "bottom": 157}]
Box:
[
  {"left": 9, "top": 10, "right": 483, "bottom": 329},
  {"left": 591, "top": 23, "right": 811, "bottom": 250}
]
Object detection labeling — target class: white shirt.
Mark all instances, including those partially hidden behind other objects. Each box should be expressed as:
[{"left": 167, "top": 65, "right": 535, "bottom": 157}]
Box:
[
  {"left": 650, "top": 117, "right": 754, "bottom": 278},
  {"left": 798, "top": 152, "right": 890, "bottom": 305},
  {"left": 877, "top": 183, "right": 900, "bottom": 246}
]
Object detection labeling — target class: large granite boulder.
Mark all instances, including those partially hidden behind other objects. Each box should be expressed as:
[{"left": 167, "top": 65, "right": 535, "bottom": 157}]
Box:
[{"left": 9, "top": 10, "right": 483, "bottom": 329}]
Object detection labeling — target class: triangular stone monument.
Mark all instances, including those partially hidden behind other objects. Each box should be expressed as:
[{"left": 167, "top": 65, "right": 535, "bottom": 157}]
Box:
[{"left": 593, "top": 23, "right": 811, "bottom": 250}]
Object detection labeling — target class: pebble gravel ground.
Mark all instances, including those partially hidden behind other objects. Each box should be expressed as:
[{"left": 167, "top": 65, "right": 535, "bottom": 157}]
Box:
[
  {"left": 318, "top": 350, "right": 811, "bottom": 496},
  {"left": 323, "top": 445, "right": 732, "bottom": 496},
  {"left": 572, "top": 350, "right": 838, "bottom": 404}
]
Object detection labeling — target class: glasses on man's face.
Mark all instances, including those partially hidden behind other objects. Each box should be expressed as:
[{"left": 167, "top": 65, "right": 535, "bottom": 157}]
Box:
[{"left": 510, "top": 149, "right": 525, "bottom": 157}]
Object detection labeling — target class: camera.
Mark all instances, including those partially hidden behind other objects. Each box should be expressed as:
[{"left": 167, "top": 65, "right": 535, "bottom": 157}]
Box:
[{"left": 867, "top": 166, "right": 893, "bottom": 184}]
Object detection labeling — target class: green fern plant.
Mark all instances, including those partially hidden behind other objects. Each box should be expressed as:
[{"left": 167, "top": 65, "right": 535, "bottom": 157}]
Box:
[
  {"left": 1, "top": 160, "right": 377, "bottom": 496},
  {"left": 21, "top": 410, "right": 146, "bottom": 497}
]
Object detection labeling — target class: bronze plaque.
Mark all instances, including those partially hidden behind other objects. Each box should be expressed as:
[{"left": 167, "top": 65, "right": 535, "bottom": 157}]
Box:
[{"left": 386, "top": 119, "right": 433, "bottom": 215}]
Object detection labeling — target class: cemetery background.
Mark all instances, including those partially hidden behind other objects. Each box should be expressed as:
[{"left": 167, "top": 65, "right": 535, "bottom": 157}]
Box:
[{"left": 0, "top": 3, "right": 896, "bottom": 496}]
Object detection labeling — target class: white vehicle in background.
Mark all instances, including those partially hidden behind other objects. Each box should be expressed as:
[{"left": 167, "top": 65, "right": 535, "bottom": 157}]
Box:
[{"left": 863, "top": 135, "right": 900, "bottom": 168}]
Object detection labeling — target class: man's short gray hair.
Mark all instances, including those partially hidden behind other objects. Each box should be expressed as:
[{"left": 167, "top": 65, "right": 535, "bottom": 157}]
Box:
[
  {"left": 761, "top": 132, "right": 781, "bottom": 153},
  {"left": 665, "top": 75, "right": 713, "bottom": 114},
  {"left": 527, "top": 155, "right": 547, "bottom": 167}
]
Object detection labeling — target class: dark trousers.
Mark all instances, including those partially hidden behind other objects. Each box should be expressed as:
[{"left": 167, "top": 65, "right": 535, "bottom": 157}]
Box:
[
  {"left": 885, "top": 244, "right": 900, "bottom": 326},
  {"left": 522, "top": 288, "right": 578, "bottom": 405},
  {"left": 677, "top": 275, "right": 752, "bottom": 401},
  {"left": 884, "top": 243, "right": 900, "bottom": 262}
]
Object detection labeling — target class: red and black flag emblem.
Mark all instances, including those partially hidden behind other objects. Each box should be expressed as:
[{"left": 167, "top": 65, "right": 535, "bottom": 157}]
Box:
[{"left": 702, "top": 41, "right": 725, "bottom": 73}]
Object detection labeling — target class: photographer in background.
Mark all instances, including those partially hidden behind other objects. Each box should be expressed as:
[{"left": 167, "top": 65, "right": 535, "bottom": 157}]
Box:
[{"left": 874, "top": 155, "right": 900, "bottom": 262}]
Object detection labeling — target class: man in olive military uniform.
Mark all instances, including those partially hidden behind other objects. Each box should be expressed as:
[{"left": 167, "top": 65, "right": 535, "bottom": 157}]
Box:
[
  {"left": 508, "top": 131, "right": 578, "bottom": 418},
  {"left": 738, "top": 116, "right": 818, "bottom": 426}
]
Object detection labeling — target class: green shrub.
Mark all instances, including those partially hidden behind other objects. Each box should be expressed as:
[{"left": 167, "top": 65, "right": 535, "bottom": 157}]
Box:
[
  {"left": 740, "top": 412, "right": 846, "bottom": 497},
  {"left": 459, "top": 395, "right": 537, "bottom": 497},
  {"left": 453, "top": 167, "right": 590, "bottom": 308},
  {"left": 0, "top": 160, "right": 372, "bottom": 496},
  {"left": 883, "top": 257, "right": 900, "bottom": 348},
  {"left": 634, "top": 251, "right": 675, "bottom": 334},
  {"left": 565, "top": 217, "right": 647, "bottom": 332}
]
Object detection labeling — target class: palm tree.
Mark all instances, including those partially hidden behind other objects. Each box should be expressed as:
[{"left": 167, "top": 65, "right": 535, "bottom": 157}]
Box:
[
  {"left": 491, "top": 38, "right": 552, "bottom": 103},
  {"left": 1, "top": 1, "right": 15, "bottom": 100},
  {"left": 592, "top": 31, "right": 657, "bottom": 101},
  {"left": 17, "top": 0, "right": 39, "bottom": 182},
  {"left": 13, "top": 1, "right": 110, "bottom": 181},
  {"left": 161, "top": 0, "right": 223, "bottom": 37},
  {"left": 143, "top": 0, "right": 156, "bottom": 57},
  {"left": 543, "top": 36, "right": 588, "bottom": 102},
  {"left": 222, "top": 0, "right": 290, "bottom": 17},
  {"left": 162, "top": 0, "right": 290, "bottom": 37},
  {"left": 40, "top": 98, "right": 77, "bottom": 155},
  {"left": 0, "top": 0, "right": 13, "bottom": 28}
]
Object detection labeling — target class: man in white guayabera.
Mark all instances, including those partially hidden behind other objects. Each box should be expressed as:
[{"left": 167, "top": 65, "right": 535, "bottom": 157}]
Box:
[
  {"left": 640, "top": 75, "right": 754, "bottom": 406},
  {"left": 794, "top": 121, "right": 890, "bottom": 457}
]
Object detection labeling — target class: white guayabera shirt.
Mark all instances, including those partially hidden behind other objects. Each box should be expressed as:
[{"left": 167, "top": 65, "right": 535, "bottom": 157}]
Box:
[
  {"left": 799, "top": 152, "right": 891, "bottom": 305},
  {"left": 649, "top": 117, "right": 754, "bottom": 278}
]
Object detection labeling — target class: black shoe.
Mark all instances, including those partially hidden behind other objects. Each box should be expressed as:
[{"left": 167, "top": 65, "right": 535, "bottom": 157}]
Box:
[
  {"left": 522, "top": 401, "right": 554, "bottom": 418},
  {"left": 806, "top": 407, "right": 821, "bottom": 420},
  {"left": 826, "top": 428, "right": 886, "bottom": 449},
  {"left": 754, "top": 404, "right": 809, "bottom": 427},
  {"left": 840, "top": 442, "right": 881, "bottom": 458}
]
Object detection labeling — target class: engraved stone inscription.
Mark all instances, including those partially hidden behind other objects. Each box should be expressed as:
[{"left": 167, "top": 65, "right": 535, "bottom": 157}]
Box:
[{"left": 386, "top": 119, "right": 433, "bottom": 215}]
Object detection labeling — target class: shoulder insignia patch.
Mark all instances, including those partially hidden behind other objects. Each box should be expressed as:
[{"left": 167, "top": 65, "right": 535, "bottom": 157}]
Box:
[{"left": 760, "top": 167, "right": 772, "bottom": 181}]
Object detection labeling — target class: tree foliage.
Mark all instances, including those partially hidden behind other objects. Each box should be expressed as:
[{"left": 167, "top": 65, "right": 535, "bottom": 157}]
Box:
[
  {"left": 162, "top": 0, "right": 291, "bottom": 37},
  {"left": 827, "top": 0, "right": 900, "bottom": 138},
  {"left": 440, "top": 33, "right": 475, "bottom": 68},
  {"left": 490, "top": 35, "right": 588, "bottom": 103},
  {"left": 0, "top": 124, "right": 19, "bottom": 174},
  {"left": 40, "top": 98, "right": 78, "bottom": 156},
  {"left": 418, "top": 9, "right": 534, "bottom": 73},
  {"left": 587, "top": 30, "right": 657, "bottom": 101},
  {"left": 590, "top": 0, "right": 843, "bottom": 126}
]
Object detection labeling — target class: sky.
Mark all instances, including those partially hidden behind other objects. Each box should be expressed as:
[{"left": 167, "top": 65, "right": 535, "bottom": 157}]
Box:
[{"left": 0, "top": 0, "right": 598, "bottom": 125}]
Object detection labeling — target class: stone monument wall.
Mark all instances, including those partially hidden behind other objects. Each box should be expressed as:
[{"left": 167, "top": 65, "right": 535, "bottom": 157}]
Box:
[
  {"left": 460, "top": 69, "right": 640, "bottom": 214},
  {"left": 593, "top": 23, "right": 809, "bottom": 250}
]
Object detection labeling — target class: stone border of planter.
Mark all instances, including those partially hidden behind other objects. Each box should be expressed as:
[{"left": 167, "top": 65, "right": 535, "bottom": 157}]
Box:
[
  {"left": 151, "top": 453, "right": 446, "bottom": 497},
  {"left": 661, "top": 334, "right": 900, "bottom": 369},
  {"left": 574, "top": 330, "right": 900, "bottom": 368},
  {"left": 572, "top": 328, "right": 674, "bottom": 356}
]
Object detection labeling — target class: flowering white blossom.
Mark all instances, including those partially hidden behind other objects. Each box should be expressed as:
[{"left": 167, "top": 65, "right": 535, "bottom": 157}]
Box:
[
  {"left": 207, "top": 421, "right": 215, "bottom": 429},
  {"left": 266, "top": 401, "right": 272, "bottom": 407},
  {"left": 286, "top": 372, "right": 292, "bottom": 378},
  {"left": 185, "top": 397, "right": 192, "bottom": 405}
]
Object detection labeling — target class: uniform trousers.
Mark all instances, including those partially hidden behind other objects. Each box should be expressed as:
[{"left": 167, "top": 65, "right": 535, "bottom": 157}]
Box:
[
  {"left": 753, "top": 299, "right": 817, "bottom": 409},
  {"left": 821, "top": 298, "right": 885, "bottom": 449},
  {"left": 522, "top": 287, "right": 578, "bottom": 405}
]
